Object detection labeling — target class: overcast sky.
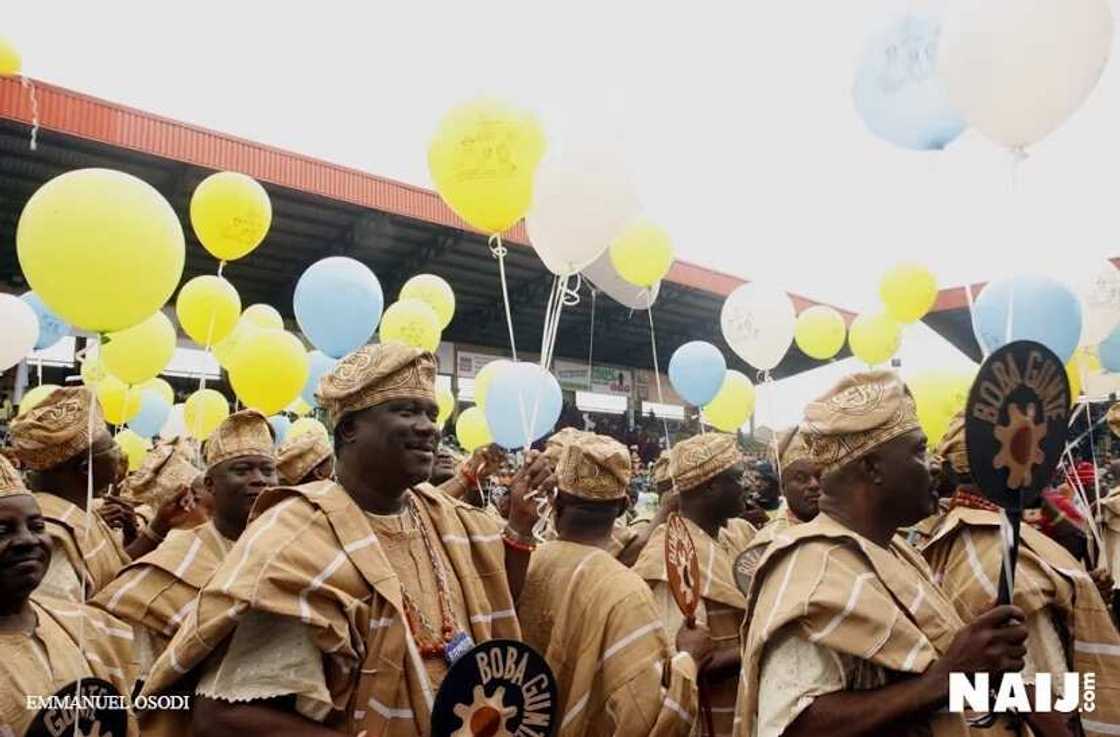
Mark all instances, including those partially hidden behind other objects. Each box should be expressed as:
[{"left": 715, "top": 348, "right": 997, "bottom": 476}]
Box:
[{"left": 8, "top": 0, "right": 1119, "bottom": 426}]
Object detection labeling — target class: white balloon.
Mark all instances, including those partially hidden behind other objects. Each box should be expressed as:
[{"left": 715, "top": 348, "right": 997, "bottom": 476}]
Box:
[
  {"left": 0, "top": 294, "right": 40, "bottom": 371},
  {"left": 159, "top": 403, "right": 188, "bottom": 440},
  {"left": 581, "top": 249, "right": 661, "bottom": 310},
  {"left": 939, "top": 0, "right": 1113, "bottom": 149},
  {"left": 526, "top": 146, "right": 641, "bottom": 277},
  {"left": 720, "top": 284, "right": 795, "bottom": 372},
  {"left": 1073, "top": 262, "right": 1120, "bottom": 346}
]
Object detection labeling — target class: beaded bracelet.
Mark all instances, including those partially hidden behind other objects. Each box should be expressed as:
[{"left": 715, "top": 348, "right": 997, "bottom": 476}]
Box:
[{"left": 501, "top": 526, "right": 536, "bottom": 553}]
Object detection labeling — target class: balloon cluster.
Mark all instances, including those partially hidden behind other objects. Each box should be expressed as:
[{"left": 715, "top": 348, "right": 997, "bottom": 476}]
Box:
[
  {"left": 453, "top": 360, "right": 561, "bottom": 451},
  {"left": 667, "top": 342, "right": 756, "bottom": 432}
]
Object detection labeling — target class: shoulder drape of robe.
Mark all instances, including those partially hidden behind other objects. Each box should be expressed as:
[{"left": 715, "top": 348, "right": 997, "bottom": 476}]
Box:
[{"left": 35, "top": 492, "right": 131, "bottom": 601}]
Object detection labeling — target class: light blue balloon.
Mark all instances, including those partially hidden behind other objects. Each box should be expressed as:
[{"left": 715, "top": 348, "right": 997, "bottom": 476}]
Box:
[
  {"left": 1100, "top": 325, "right": 1120, "bottom": 373},
  {"left": 21, "top": 291, "right": 71, "bottom": 350},
  {"left": 669, "top": 341, "right": 727, "bottom": 407},
  {"left": 485, "top": 362, "right": 562, "bottom": 450},
  {"left": 128, "top": 391, "right": 172, "bottom": 439},
  {"left": 269, "top": 415, "right": 292, "bottom": 446},
  {"left": 853, "top": 13, "right": 966, "bottom": 151},
  {"left": 301, "top": 350, "right": 340, "bottom": 407},
  {"left": 294, "top": 257, "right": 384, "bottom": 359},
  {"left": 973, "top": 275, "right": 1082, "bottom": 363}
]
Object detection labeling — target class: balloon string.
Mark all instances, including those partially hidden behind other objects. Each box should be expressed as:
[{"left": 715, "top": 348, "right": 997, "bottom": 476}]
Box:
[
  {"left": 645, "top": 301, "right": 674, "bottom": 454},
  {"left": 762, "top": 371, "right": 783, "bottom": 493},
  {"left": 489, "top": 234, "right": 518, "bottom": 361},
  {"left": 1083, "top": 402, "right": 1107, "bottom": 566},
  {"left": 21, "top": 76, "right": 38, "bottom": 151},
  {"left": 75, "top": 334, "right": 102, "bottom": 735},
  {"left": 963, "top": 282, "right": 987, "bottom": 359},
  {"left": 1062, "top": 445, "right": 1105, "bottom": 562},
  {"left": 37, "top": 357, "right": 43, "bottom": 386},
  {"left": 587, "top": 288, "right": 597, "bottom": 389}
]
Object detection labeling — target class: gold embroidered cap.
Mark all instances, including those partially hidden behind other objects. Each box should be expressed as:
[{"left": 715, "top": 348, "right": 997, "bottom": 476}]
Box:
[
  {"left": 543, "top": 427, "right": 588, "bottom": 467},
  {"left": 123, "top": 437, "right": 202, "bottom": 507},
  {"left": 316, "top": 343, "right": 437, "bottom": 427},
  {"left": 776, "top": 427, "right": 812, "bottom": 474},
  {"left": 0, "top": 453, "right": 32, "bottom": 498},
  {"left": 937, "top": 411, "right": 969, "bottom": 475},
  {"left": 800, "top": 370, "right": 921, "bottom": 476},
  {"left": 556, "top": 433, "right": 632, "bottom": 501},
  {"left": 670, "top": 433, "right": 743, "bottom": 494},
  {"left": 204, "top": 410, "right": 276, "bottom": 469},
  {"left": 652, "top": 451, "right": 672, "bottom": 490},
  {"left": 276, "top": 431, "right": 334, "bottom": 485},
  {"left": 7, "top": 387, "right": 110, "bottom": 471}
]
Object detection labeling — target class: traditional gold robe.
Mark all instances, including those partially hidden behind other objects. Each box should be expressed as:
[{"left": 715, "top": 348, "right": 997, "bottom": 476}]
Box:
[
  {"left": 518, "top": 540, "right": 698, "bottom": 737},
  {"left": 924, "top": 506, "right": 1120, "bottom": 737},
  {"left": 1, "top": 597, "right": 139, "bottom": 737},
  {"left": 35, "top": 492, "right": 130, "bottom": 602},
  {"left": 142, "top": 481, "right": 520, "bottom": 737},
  {"left": 733, "top": 513, "right": 972, "bottom": 737},
  {"left": 634, "top": 518, "right": 756, "bottom": 737}
]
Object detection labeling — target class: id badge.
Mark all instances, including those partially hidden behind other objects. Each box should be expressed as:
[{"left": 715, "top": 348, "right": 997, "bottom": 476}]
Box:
[{"left": 445, "top": 631, "right": 475, "bottom": 666}]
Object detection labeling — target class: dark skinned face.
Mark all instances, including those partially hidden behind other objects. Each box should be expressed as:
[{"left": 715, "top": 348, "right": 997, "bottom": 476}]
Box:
[
  {"left": 783, "top": 460, "right": 822, "bottom": 522},
  {"left": 342, "top": 398, "right": 440, "bottom": 493},
  {"left": 206, "top": 454, "right": 278, "bottom": 537},
  {"left": 430, "top": 447, "right": 459, "bottom": 486},
  {"left": 0, "top": 496, "right": 52, "bottom": 607},
  {"left": 705, "top": 462, "right": 748, "bottom": 523},
  {"left": 874, "top": 429, "right": 934, "bottom": 527}
]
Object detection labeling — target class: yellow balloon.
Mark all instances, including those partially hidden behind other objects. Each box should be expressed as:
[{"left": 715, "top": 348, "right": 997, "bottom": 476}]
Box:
[
  {"left": 908, "top": 370, "right": 973, "bottom": 446},
  {"left": 97, "top": 375, "right": 144, "bottom": 425},
  {"left": 1067, "top": 358, "right": 1083, "bottom": 407},
  {"left": 16, "top": 169, "right": 185, "bottom": 333},
  {"left": 212, "top": 318, "right": 263, "bottom": 369},
  {"left": 428, "top": 98, "right": 547, "bottom": 234},
  {"left": 473, "top": 360, "right": 511, "bottom": 411},
  {"left": 437, "top": 387, "right": 456, "bottom": 427},
  {"left": 115, "top": 429, "right": 151, "bottom": 472},
  {"left": 880, "top": 263, "right": 937, "bottom": 324},
  {"left": 184, "top": 388, "right": 229, "bottom": 440},
  {"left": 794, "top": 306, "right": 847, "bottom": 360},
  {"left": 290, "top": 417, "right": 329, "bottom": 441},
  {"left": 101, "top": 312, "right": 177, "bottom": 385},
  {"left": 702, "top": 371, "right": 756, "bottom": 432},
  {"left": 190, "top": 171, "right": 272, "bottom": 261},
  {"left": 139, "top": 378, "right": 175, "bottom": 407},
  {"left": 456, "top": 407, "right": 492, "bottom": 452},
  {"left": 380, "top": 299, "right": 441, "bottom": 353},
  {"left": 241, "top": 303, "right": 284, "bottom": 330},
  {"left": 229, "top": 330, "right": 309, "bottom": 415},
  {"left": 287, "top": 397, "right": 313, "bottom": 417},
  {"left": 849, "top": 312, "right": 901, "bottom": 365},
  {"left": 401, "top": 274, "right": 456, "bottom": 330},
  {"left": 81, "top": 354, "right": 109, "bottom": 388},
  {"left": 0, "top": 36, "right": 21, "bottom": 76},
  {"left": 609, "top": 221, "right": 674, "bottom": 288},
  {"left": 19, "top": 385, "right": 61, "bottom": 416},
  {"left": 176, "top": 275, "right": 242, "bottom": 347}
]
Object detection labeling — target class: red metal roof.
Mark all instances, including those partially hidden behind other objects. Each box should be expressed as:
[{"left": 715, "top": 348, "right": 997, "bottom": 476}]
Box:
[{"left": 0, "top": 76, "right": 845, "bottom": 316}]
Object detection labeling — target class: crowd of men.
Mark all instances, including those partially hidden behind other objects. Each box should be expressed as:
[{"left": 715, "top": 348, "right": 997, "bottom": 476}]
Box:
[{"left": 2, "top": 342, "right": 1120, "bottom": 736}]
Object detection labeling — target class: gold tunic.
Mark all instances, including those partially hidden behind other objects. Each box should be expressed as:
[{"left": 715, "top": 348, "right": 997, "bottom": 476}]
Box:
[{"left": 35, "top": 492, "right": 130, "bottom": 602}]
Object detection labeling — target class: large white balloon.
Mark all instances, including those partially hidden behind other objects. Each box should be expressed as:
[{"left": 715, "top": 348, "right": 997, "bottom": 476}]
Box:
[
  {"left": 581, "top": 249, "right": 661, "bottom": 310},
  {"left": 939, "top": 0, "right": 1113, "bottom": 150},
  {"left": 1073, "top": 261, "right": 1120, "bottom": 347},
  {"left": 720, "top": 283, "right": 795, "bottom": 372},
  {"left": 159, "top": 403, "right": 188, "bottom": 440},
  {"left": 526, "top": 147, "right": 641, "bottom": 277},
  {"left": 0, "top": 294, "right": 40, "bottom": 371}
]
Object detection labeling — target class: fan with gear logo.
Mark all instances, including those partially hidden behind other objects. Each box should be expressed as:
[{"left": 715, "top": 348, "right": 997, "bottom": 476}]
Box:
[
  {"left": 991, "top": 402, "right": 1047, "bottom": 490},
  {"left": 450, "top": 685, "right": 518, "bottom": 737}
]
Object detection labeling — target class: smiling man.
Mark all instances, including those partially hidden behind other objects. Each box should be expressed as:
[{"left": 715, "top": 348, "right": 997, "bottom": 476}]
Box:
[
  {"left": 142, "top": 343, "right": 549, "bottom": 737},
  {"left": 0, "top": 453, "right": 138, "bottom": 737}
]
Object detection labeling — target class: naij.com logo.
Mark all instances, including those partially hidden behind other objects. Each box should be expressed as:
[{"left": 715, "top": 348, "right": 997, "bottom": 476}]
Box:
[{"left": 949, "top": 673, "right": 1096, "bottom": 713}]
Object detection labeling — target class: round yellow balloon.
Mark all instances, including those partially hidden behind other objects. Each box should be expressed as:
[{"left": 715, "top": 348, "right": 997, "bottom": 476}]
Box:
[
  {"left": 176, "top": 275, "right": 242, "bottom": 347},
  {"left": 212, "top": 319, "right": 263, "bottom": 369},
  {"left": 286, "top": 397, "right": 313, "bottom": 417},
  {"left": 139, "top": 378, "right": 175, "bottom": 407},
  {"left": 849, "top": 312, "right": 902, "bottom": 365},
  {"left": 190, "top": 171, "right": 272, "bottom": 262},
  {"left": 115, "top": 429, "right": 151, "bottom": 472},
  {"left": 456, "top": 407, "right": 492, "bottom": 452},
  {"left": 428, "top": 98, "right": 546, "bottom": 234},
  {"left": 473, "top": 360, "right": 511, "bottom": 411},
  {"left": 81, "top": 354, "right": 109, "bottom": 388},
  {"left": 241, "top": 303, "right": 284, "bottom": 330},
  {"left": 1067, "top": 358, "right": 1083, "bottom": 407},
  {"left": 101, "top": 311, "right": 177, "bottom": 385},
  {"left": 794, "top": 306, "right": 847, "bottom": 360},
  {"left": 880, "top": 263, "right": 937, "bottom": 324},
  {"left": 380, "top": 299, "right": 441, "bottom": 352},
  {"left": 17, "top": 169, "right": 185, "bottom": 333},
  {"left": 19, "top": 384, "right": 61, "bottom": 416},
  {"left": 437, "top": 387, "right": 456, "bottom": 427},
  {"left": 184, "top": 388, "right": 229, "bottom": 440},
  {"left": 401, "top": 274, "right": 456, "bottom": 330},
  {"left": 0, "top": 36, "right": 21, "bottom": 76},
  {"left": 97, "top": 375, "right": 144, "bottom": 425},
  {"left": 229, "top": 330, "right": 309, "bottom": 416},
  {"left": 702, "top": 371, "right": 756, "bottom": 432},
  {"left": 290, "top": 417, "right": 329, "bottom": 441},
  {"left": 609, "top": 221, "right": 674, "bottom": 288}
]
